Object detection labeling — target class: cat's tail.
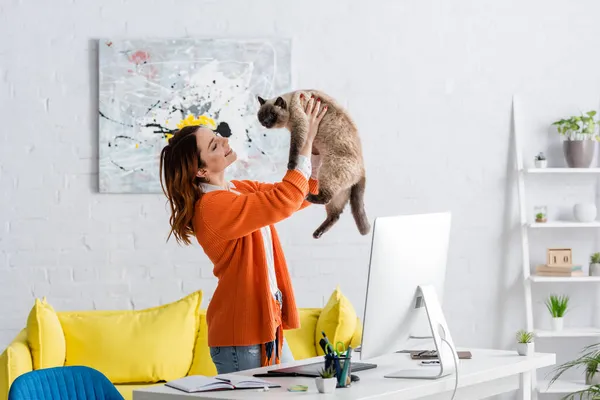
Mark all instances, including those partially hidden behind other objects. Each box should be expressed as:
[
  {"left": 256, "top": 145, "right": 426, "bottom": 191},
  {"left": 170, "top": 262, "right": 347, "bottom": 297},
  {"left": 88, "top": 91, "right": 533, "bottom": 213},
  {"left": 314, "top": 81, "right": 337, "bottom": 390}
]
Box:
[{"left": 350, "top": 176, "right": 371, "bottom": 236}]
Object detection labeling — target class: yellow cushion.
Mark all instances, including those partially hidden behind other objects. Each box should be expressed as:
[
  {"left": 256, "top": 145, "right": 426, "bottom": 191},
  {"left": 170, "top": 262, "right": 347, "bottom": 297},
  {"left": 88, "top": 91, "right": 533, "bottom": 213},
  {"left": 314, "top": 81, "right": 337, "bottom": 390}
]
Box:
[
  {"left": 57, "top": 290, "right": 202, "bottom": 384},
  {"left": 350, "top": 316, "right": 363, "bottom": 348},
  {"left": 315, "top": 287, "right": 357, "bottom": 356},
  {"left": 0, "top": 329, "right": 33, "bottom": 400},
  {"left": 284, "top": 309, "right": 321, "bottom": 360},
  {"left": 115, "top": 383, "right": 162, "bottom": 400},
  {"left": 26, "top": 297, "right": 66, "bottom": 369},
  {"left": 188, "top": 311, "right": 217, "bottom": 377}
]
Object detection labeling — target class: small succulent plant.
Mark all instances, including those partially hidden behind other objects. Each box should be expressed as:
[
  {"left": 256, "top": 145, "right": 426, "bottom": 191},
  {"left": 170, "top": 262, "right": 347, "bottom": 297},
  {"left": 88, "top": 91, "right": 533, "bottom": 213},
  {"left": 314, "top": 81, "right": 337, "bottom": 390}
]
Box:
[
  {"left": 535, "top": 152, "right": 546, "bottom": 161},
  {"left": 516, "top": 330, "right": 534, "bottom": 344},
  {"left": 319, "top": 365, "right": 336, "bottom": 379},
  {"left": 591, "top": 252, "right": 600, "bottom": 264}
]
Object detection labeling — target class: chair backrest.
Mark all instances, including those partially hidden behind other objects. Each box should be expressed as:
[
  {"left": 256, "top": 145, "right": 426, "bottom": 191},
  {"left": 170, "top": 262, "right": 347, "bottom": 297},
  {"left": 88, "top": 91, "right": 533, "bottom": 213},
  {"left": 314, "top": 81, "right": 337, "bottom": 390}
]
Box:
[{"left": 8, "top": 366, "right": 124, "bottom": 400}]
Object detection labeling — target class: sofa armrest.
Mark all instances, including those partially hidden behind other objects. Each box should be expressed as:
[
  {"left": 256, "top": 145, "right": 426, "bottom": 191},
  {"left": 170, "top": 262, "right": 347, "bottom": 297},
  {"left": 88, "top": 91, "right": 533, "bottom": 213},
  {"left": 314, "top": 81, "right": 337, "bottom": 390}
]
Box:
[{"left": 0, "top": 329, "right": 33, "bottom": 400}]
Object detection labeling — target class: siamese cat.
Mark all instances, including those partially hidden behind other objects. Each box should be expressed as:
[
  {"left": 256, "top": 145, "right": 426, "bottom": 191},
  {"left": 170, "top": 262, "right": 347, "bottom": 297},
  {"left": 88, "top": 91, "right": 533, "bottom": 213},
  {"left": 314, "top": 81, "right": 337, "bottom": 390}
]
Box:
[{"left": 257, "top": 90, "right": 370, "bottom": 239}]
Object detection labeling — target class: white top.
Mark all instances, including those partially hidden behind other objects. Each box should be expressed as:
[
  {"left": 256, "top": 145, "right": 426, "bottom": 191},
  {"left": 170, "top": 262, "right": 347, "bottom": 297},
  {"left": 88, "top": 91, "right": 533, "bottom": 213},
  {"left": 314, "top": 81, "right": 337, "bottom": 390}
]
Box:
[
  {"left": 133, "top": 348, "right": 556, "bottom": 400},
  {"left": 200, "top": 156, "right": 312, "bottom": 297}
]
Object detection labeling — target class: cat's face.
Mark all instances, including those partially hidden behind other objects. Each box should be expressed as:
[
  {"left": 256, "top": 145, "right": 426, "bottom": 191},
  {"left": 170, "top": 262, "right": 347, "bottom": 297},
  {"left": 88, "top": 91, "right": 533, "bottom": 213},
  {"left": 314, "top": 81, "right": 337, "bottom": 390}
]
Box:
[{"left": 257, "top": 96, "right": 290, "bottom": 129}]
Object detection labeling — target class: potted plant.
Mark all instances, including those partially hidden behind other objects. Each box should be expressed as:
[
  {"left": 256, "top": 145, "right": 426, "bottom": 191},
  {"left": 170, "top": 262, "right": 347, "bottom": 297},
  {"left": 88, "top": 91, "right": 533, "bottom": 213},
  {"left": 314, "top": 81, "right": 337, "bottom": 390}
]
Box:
[
  {"left": 315, "top": 365, "right": 337, "bottom": 394},
  {"left": 535, "top": 206, "right": 548, "bottom": 223},
  {"left": 552, "top": 111, "right": 600, "bottom": 168},
  {"left": 534, "top": 152, "right": 548, "bottom": 168},
  {"left": 591, "top": 253, "right": 600, "bottom": 277},
  {"left": 516, "top": 330, "right": 534, "bottom": 356},
  {"left": 535, "top": 213, "right": 547, "bottom": 223},
  {"left": 545, "top": 294, "right": 569, "bottom": 331},
  {"left": 549, "top": 343, "right": 600, "bottom": 390}
]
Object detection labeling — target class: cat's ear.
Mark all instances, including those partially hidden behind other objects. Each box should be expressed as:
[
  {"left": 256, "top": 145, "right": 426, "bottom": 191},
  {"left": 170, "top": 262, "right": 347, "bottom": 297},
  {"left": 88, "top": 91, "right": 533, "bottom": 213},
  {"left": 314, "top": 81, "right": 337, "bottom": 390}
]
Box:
[
  {"left": 275, "top": 96, "right": 287, "bottom": 109},
  {"left": 257, "top": 96, "right": 266, "bottom": 106}
]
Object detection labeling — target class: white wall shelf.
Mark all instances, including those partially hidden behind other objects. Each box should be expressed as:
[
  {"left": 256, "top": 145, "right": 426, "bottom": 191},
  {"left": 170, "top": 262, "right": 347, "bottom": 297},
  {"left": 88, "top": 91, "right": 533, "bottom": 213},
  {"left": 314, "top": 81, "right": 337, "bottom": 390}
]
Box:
[
  {"left": 529, "top": 275, "right": 600, "bottom": 283},
  {"left": 513, "top": 95, "right": 600, "bottom": 399},
  {"left": 528, "top": 222, "right": 600, "bottom": 228},
  {"left": 527, "top": 168, "right": 600, "bottom": 174},
  {"left": 534, "top": 327, "right": 600, "bottom": 338},
  {"left": 537, "top": 380, "right": 590, "bottom": 394}
]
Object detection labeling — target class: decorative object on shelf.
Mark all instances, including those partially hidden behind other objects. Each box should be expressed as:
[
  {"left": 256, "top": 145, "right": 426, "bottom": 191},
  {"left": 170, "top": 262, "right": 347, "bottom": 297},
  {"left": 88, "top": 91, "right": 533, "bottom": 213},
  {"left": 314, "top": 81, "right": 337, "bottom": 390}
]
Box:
[
  {"left": 534, "top": 152, "right": 547, "bottom": 168},
  {"left": 545, "top": 294, "right": 569, "bottom": 331},
  {"left": 315, "top": 366, "right": 337, "bottom": 394},
  {"left": 516, "top": 330, "right": 534, "bottom": 356},
  {"left": 534, "top": 264, "right": 583, "bottom": 277},
  {"left": 590, "top": 253, "right": 600, "bottom": 277},
  {"left": 535, "top": 249, "right": 583, "bottom": 277},
  {"left": 535, "top": 206, "right": 548, "bottom": 223},
  {"left": 547, "top": 248, "right": 572, "bottom": 266},
  {"left": 573, "top": 203, "right": 598, "bottom": 223},
  {"left": 549, "top": 343, "right": 600, "bottom": 393},
  {"left": 552, "top": 110, "right": 600, "bottom": 168}
]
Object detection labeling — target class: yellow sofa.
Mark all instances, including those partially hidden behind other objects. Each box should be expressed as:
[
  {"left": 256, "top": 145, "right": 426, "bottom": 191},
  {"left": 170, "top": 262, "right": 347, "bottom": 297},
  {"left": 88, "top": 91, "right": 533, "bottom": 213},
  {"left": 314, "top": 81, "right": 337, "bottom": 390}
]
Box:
[{"left": 0, "top": 287, "right": 362, "bottom": 400}]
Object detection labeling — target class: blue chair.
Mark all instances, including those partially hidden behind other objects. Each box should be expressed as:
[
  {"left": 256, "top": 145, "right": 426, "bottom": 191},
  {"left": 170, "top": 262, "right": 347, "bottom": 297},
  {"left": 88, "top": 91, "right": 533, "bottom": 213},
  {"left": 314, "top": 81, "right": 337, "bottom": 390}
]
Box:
[{"left": 8, "top": 366, "right": 124, "bottom": 400}]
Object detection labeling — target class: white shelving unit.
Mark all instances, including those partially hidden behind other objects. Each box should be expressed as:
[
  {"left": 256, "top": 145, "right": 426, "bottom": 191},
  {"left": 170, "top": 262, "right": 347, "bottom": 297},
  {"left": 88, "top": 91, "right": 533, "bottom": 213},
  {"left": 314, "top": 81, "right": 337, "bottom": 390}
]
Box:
[
  {"left": 527, "top": 168, "right": 600, "bottom": 174},
  {"left": 534, "top": 327, "right": 600, "bottom": 338},
  {"left": 537, "top": 379, "right": 589, "bottom": 394},
  {"left": 513, "top": 96, "right": 600, "bottom": 398},
  {"left": 529, "top": 275, "right": 600, "bottom": 283},
  {"left": 528, "top": 221, "right": 600, "bottom": 228}
]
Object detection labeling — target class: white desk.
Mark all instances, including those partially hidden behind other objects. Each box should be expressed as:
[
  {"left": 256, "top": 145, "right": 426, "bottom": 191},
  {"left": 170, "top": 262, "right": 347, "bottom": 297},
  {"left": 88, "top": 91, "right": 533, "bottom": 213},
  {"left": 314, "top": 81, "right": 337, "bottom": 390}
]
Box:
[{"left": 133, "top": 348, "right": 555, "bottom": 400}]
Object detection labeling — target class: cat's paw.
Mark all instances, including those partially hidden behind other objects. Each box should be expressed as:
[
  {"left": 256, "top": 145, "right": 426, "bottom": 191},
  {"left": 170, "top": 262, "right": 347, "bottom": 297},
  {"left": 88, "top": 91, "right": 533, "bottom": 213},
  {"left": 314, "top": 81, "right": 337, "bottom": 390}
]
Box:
[
  {"left": 312, "top": 228, "right": 325, "bottom": 239},
  {"left": 306, "top": 193, "right": 328, "bottom": 205},
  {"left": 287, "top": 161, "right": 298, "bottom": 170}
]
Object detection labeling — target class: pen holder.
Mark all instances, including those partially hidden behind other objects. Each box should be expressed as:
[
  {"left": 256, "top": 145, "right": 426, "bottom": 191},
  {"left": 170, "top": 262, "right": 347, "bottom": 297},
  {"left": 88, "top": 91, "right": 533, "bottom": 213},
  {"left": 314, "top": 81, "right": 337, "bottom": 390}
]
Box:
[{"left": 324, "top": 353, "right": 352, "bottom": 388}]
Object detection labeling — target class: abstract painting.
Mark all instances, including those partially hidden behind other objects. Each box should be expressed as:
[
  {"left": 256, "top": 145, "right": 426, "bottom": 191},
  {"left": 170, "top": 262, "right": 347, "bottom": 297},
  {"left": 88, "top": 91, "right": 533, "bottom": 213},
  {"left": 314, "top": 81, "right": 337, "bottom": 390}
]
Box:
[{"left": 99, "top": 38, "right": 292, "bottom": 193}]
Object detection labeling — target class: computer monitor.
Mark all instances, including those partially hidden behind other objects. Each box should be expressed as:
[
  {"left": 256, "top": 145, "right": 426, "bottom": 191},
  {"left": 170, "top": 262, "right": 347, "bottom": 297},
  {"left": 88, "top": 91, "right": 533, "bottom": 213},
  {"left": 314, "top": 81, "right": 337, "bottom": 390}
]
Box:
[{"left": 359, "top": 212, "right": 459, "bottom": 379}]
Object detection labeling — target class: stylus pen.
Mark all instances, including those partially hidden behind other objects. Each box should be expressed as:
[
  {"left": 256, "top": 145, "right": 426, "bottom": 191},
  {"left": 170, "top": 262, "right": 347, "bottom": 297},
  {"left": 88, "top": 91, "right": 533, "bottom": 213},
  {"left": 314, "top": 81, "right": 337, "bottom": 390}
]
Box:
[{"left": 339, "top": 346, "right": 353, "bottom": 386}]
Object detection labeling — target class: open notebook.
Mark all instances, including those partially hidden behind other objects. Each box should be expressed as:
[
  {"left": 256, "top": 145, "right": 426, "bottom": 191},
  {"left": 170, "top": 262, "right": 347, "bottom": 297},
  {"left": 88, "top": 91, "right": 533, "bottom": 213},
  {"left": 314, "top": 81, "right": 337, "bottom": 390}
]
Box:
[{"left": 165, "top": 375, "right": 281, "bottom": 392}]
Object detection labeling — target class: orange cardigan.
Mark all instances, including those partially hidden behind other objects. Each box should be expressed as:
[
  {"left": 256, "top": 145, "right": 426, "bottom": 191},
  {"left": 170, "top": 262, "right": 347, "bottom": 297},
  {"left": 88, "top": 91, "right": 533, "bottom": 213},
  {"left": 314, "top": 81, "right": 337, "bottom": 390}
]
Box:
[{"left": 193, "top": 169, "right": 318, "bottom": 352}]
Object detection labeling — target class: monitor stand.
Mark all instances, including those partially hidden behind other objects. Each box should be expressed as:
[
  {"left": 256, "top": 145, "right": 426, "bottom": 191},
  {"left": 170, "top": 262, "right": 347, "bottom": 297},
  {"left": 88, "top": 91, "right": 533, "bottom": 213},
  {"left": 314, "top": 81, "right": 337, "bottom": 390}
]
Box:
[{"left": 385, "top": 285, "right": 459, "bottom": 379}]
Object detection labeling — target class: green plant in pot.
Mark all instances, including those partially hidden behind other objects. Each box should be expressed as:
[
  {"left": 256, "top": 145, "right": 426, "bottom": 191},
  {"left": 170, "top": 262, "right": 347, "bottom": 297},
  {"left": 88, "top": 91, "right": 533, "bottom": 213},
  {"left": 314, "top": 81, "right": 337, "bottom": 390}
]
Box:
[
  {"left": 516, "top": 330, "right": 534, "bottom": 356},
  {"left": 549, "top": 343, "right": 600, "bottom": 397},
  {"left": 534, "top": 205, "right": 548, "bottom": 223},
  {"left": 534, "top": 152, "right": 548, "bottom": 168},
  {"left": 590, "top": 253, "right": 600, "bottom": 277},
  {"left": 536, "top": 212, "right": 547, "bottom": 223},
  {"left": 545, "top": 294, "right": 569, "bottom": 331},
  {"left": 552, "top": 111, "right": 600, "bottom": 168},
  {"left": 316, "top": 365, "right": 337, "bottom": 394}
]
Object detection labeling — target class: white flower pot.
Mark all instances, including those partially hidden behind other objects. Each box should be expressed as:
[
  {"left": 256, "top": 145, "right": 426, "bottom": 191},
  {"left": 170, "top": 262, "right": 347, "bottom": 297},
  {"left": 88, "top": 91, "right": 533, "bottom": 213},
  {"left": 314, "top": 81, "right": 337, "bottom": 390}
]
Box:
[
  {"left": 315, "top": 377, "right": 337, "bottom": 394},
  {"left": 591, "top": 263, "right": 600, "bottom": 276},
  {"left": 586, "top": 372, "right": 600, "bottom": 385},
  {"left": 552, "top": 317, "right": 564, "bottom": 331},
  {"left": 516, "top": 342, "right": 534, "bottom": 356},
  {"left": 535, "top": 159, "right": 547, "bottom": 168},
  {"left": 574, "top": 203, "right": 597, "bottom": 223}
]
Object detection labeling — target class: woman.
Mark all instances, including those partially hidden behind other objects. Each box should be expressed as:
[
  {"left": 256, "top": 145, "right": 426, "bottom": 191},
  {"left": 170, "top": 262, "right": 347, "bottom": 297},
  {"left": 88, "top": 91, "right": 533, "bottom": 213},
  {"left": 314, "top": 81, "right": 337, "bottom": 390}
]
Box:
[{"left": 159, "top": 96, "right": 327, "bottom": 374}]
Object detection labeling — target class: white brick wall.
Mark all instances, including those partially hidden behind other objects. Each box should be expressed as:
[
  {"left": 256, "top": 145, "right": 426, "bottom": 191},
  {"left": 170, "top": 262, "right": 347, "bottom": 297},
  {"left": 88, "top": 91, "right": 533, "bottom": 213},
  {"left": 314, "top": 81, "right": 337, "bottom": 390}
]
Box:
[{"left": 4, "top": 2, "right": 600, "bottom": 378}]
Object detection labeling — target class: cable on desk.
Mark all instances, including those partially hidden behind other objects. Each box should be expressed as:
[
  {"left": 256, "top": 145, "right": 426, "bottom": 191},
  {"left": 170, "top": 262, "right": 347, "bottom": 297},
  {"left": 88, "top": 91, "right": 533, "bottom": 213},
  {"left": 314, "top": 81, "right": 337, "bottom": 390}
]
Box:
[{"left": 441, "top": 337, "right": 459, "bottom": 400}]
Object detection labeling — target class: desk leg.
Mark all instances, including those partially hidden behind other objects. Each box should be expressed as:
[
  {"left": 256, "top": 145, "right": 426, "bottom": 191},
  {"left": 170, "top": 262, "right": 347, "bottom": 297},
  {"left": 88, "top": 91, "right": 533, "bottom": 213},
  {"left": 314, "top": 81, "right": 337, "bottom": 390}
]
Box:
[{"left": 520, "top": 370, "right": 532, "bottom": 400}]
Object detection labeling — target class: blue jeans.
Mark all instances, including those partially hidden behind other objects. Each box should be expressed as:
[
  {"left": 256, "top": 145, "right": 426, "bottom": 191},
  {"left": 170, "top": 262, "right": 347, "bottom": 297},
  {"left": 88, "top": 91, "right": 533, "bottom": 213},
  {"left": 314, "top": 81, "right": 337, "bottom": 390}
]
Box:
[{"left": 210, "top": 339, "right": 295, "bottom": 374}]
